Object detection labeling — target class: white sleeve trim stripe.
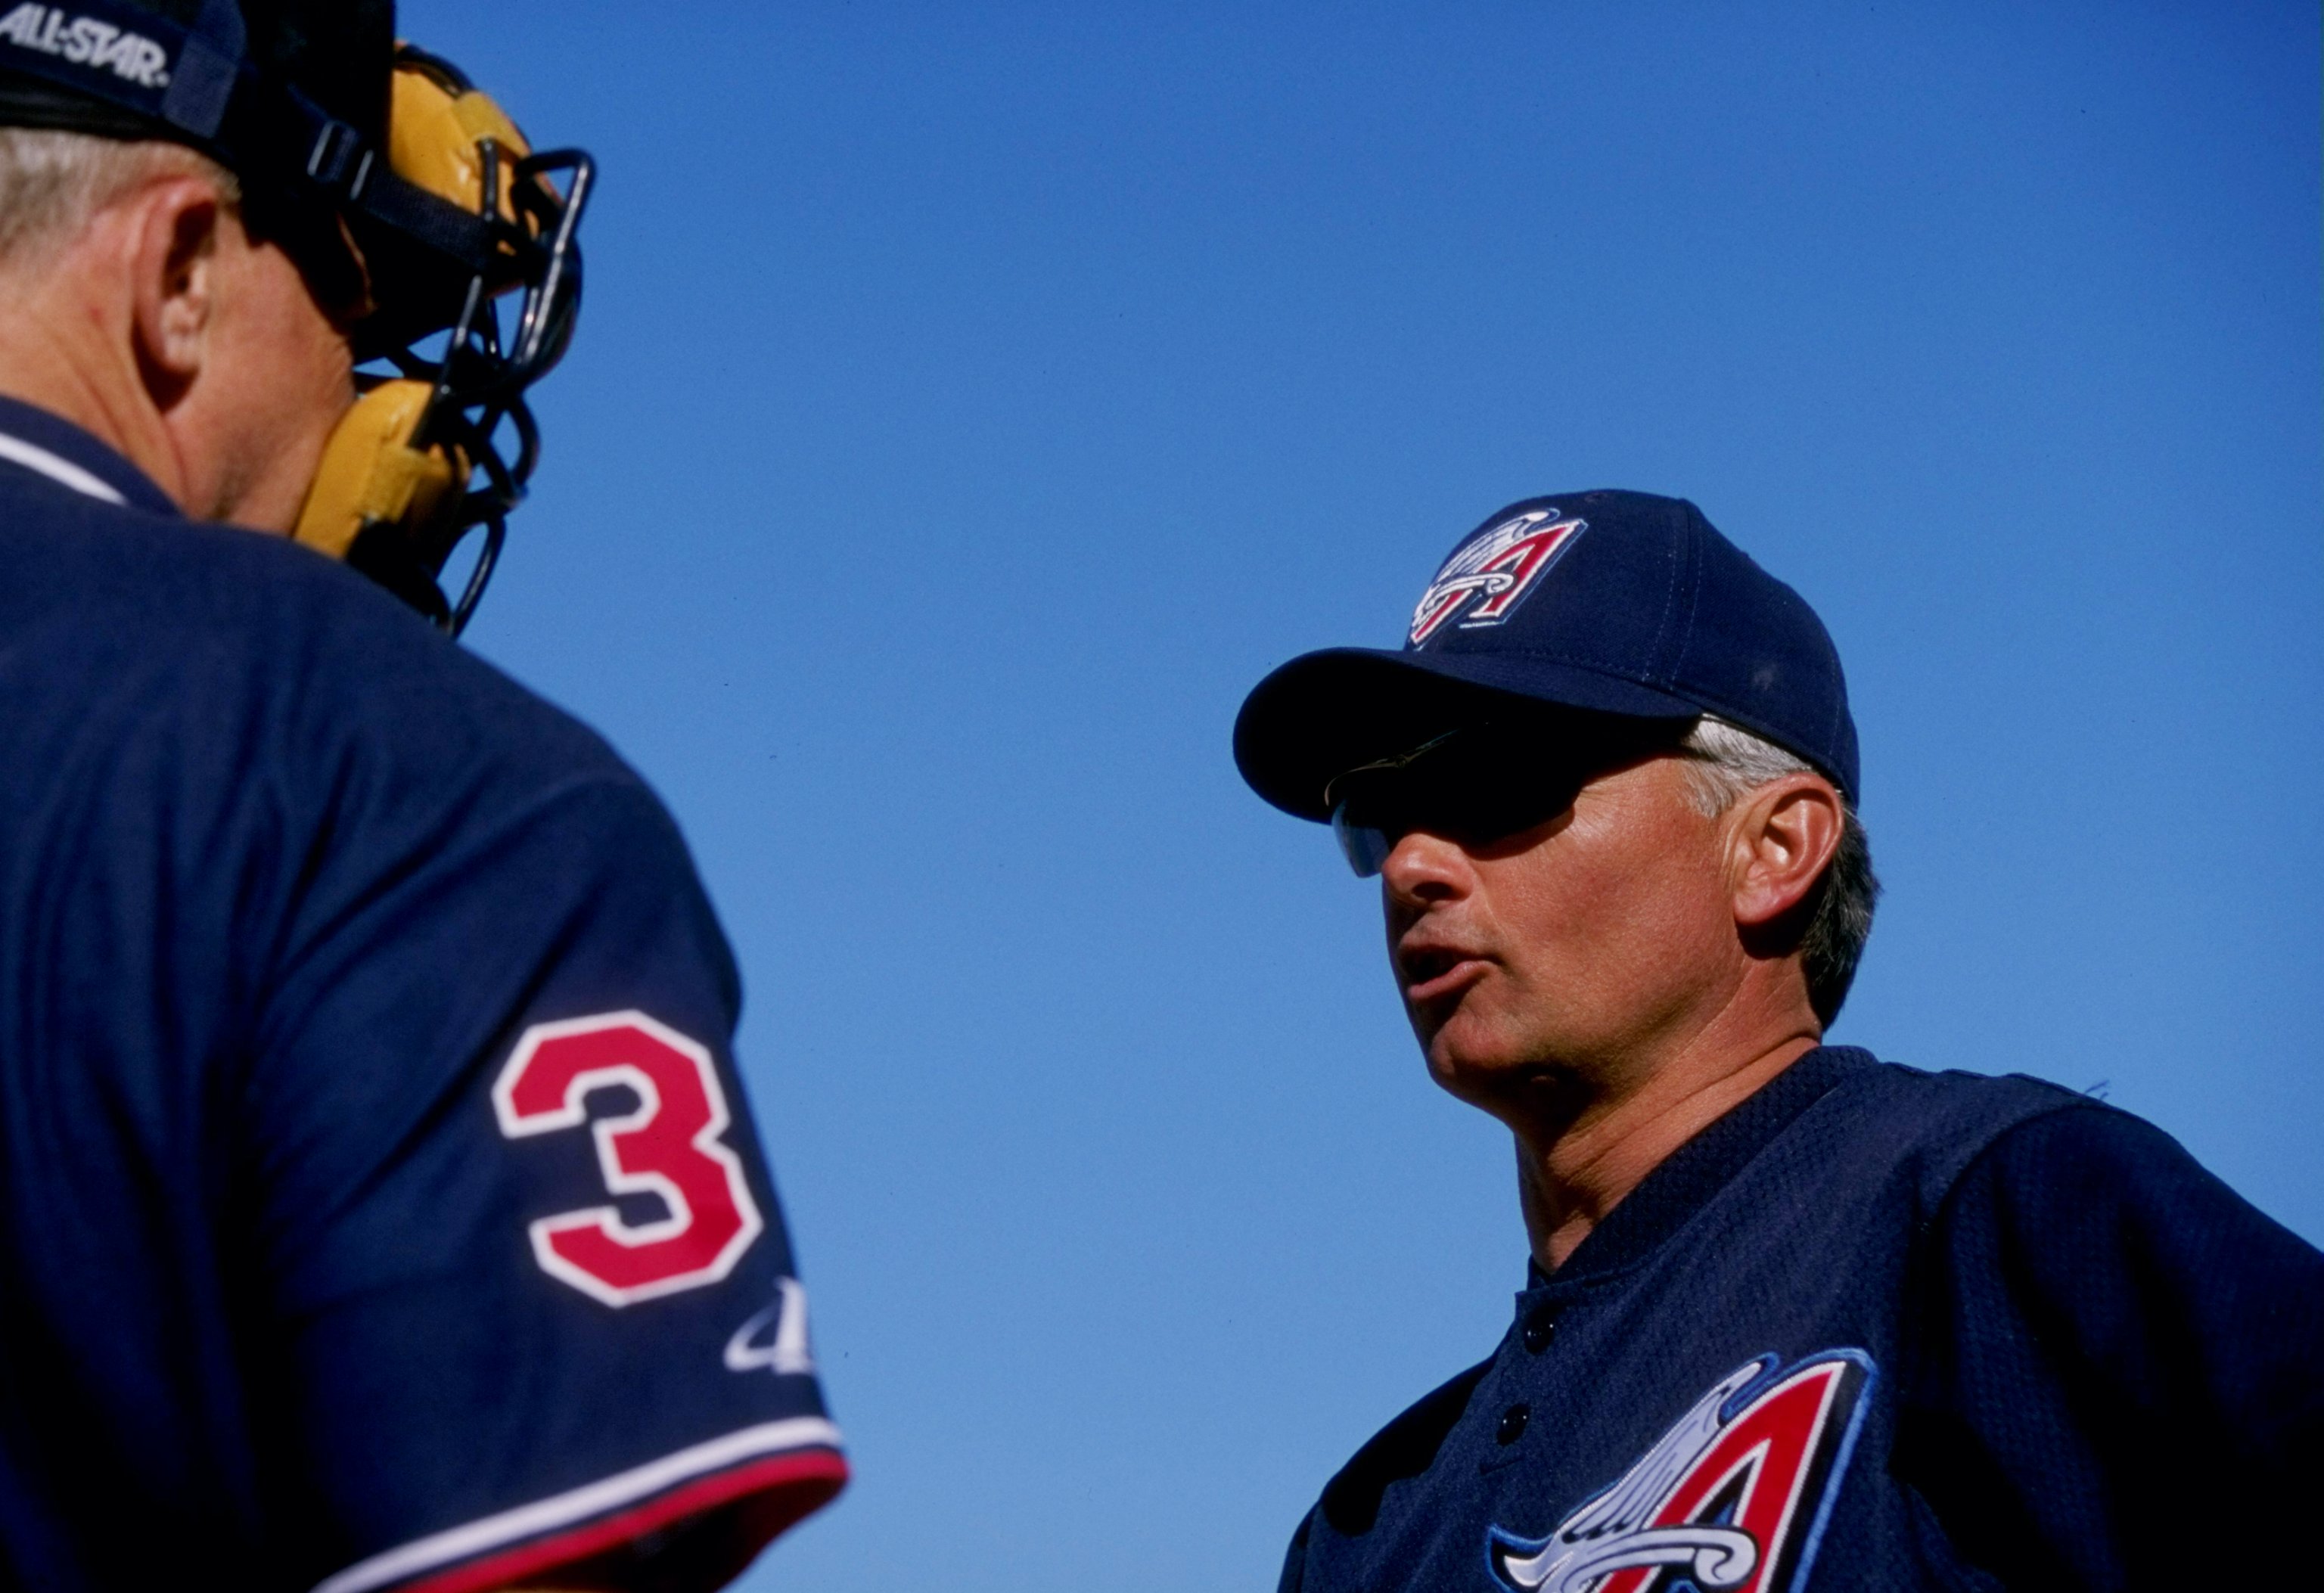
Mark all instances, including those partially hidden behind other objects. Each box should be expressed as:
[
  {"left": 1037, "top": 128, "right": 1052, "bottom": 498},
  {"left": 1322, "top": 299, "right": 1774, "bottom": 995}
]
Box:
[
  {"left": 309, "top": 1415, "right": 846, "bottom": 1593},
  {"left": 0, "top": 432, "right": 129, "bottom": 505}
]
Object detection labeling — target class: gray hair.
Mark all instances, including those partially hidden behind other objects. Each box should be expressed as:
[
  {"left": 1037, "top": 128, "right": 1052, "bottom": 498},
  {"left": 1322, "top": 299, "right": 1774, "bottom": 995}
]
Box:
[
  {"left": 0, "top": 128, "right": 238, "bottom": 274},
  {"left": 1677, "top": 715, "right": 1878, "bottom": 1026}
]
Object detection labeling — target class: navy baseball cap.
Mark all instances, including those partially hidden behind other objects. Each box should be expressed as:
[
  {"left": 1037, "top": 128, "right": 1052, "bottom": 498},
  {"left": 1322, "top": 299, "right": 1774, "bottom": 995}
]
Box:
[{"left": 1234, "top": 490, "right": 1858, "bottom": 820}]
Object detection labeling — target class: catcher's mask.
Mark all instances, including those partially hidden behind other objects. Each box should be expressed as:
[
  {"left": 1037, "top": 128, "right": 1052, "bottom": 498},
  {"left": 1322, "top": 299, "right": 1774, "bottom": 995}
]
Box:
[
  {"left": 0, "top": 1, "right": 595, "bottom": 633},
  {"left": 297, "top": 44, "right": 594, "bottom": 633}
]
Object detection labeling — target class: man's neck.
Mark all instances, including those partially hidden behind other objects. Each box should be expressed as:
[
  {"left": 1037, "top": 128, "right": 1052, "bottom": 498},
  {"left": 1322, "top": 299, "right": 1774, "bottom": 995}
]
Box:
[{"left": 1512, "top": 1010, "right": 1821, "bottom": 1273}]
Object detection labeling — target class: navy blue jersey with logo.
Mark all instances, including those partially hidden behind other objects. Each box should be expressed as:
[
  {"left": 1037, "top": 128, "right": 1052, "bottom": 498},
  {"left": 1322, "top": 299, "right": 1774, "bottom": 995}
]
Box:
[
  {"left": 0, "top": 398, "right": 844, "bottom": 1591},
  {"left": 1278, "top": 1045, "right": 2324, "bottom": 1593}
]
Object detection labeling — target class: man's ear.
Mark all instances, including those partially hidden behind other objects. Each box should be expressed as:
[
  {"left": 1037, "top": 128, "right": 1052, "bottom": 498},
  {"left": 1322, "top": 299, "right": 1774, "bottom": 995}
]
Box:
[
  {"left": 1727, "top": 774, "right": 1844, "bottom": 929},
  {"left": 126, "top": 178, "right": 230, "bottom": 411}
]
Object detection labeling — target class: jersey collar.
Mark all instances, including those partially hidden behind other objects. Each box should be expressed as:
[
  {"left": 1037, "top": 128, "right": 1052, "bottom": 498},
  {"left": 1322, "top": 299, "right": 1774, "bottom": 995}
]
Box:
[
  {"left": 0, "top": 396, "right": 179, "bottom": 517},
  {"left": 1529, "top": 1045, "right": 1872, "bottom": 1293}
]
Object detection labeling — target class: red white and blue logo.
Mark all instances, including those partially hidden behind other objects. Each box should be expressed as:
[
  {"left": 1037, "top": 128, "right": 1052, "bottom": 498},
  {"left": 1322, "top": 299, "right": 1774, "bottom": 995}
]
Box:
[
  {"left": 1485, "top": 1351, "right": 1872, "bottom": 1593},
  {"left": 1408, "top": 509, "right": 1586, "bottom": 646}
]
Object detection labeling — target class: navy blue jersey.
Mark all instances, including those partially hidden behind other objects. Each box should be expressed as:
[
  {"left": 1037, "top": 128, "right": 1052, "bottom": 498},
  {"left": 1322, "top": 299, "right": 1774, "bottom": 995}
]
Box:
[
  {"left": 0, "top": 398, "right": 844, "bottom": 1591},
  {"left": 1279, "top": 1045, "right": 2324, "bottom": 1593}
]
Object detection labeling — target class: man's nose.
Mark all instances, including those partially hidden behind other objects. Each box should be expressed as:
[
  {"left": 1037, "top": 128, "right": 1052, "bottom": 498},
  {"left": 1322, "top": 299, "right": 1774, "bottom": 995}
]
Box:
[{"left": 1381, "top": 829, "right": 1474, "bottom": 906}]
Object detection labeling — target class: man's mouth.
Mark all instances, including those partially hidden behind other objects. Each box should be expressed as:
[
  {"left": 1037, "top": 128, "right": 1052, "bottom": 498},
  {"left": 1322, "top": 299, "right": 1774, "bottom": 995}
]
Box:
[{"left": 1397, "top": 941, "right": 1491, "bottom": 1005}]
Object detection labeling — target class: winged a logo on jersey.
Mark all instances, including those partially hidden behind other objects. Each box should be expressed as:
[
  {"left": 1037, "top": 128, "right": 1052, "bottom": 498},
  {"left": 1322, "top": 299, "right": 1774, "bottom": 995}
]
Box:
[
  {"left": 1408, "top": 510, "right": 1586, "bottom": 647},
  {"left": 1485, "top": 1351, "right": 1872, "bottom": 1593}
]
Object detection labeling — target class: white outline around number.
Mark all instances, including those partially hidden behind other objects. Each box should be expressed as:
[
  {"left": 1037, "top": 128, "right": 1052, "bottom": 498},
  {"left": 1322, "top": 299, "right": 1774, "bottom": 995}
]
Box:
[{"left": 492, "top": 1010, "right": 765, "bottom": 1307}]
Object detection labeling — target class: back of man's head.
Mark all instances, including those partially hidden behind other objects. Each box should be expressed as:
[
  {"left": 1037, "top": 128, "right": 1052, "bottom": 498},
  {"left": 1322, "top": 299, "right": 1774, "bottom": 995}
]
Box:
[
  {"left": 0, "top": 127, "right": 219, "bottom": 278},
  {"left": 0, "top": 3, "right": 403, "bottom": 529}
]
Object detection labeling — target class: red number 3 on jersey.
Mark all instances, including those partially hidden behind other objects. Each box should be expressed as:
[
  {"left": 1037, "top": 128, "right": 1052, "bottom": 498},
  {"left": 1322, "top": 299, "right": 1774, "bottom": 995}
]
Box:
[{"left": 492, "top": 1011, "right": 766, "bottom": 1306}]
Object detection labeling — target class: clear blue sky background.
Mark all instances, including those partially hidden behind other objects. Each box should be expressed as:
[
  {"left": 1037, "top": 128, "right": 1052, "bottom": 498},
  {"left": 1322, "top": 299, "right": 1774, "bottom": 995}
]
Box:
[{"left": 402, "top": 3, "right": 2318, "bottom": 1588}]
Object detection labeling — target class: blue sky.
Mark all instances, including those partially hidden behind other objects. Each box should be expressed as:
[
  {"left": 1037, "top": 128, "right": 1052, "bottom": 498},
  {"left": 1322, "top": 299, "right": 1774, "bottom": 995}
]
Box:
[{"left": 401, "top": 3, "right": 2319, "bottom": 1588}]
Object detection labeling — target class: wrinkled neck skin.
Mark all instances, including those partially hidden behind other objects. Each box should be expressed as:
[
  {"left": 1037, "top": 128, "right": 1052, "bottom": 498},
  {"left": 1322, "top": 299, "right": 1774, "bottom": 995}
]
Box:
[{"left": 1503, "top": 970, "right": 1821, "bottom": 1275}]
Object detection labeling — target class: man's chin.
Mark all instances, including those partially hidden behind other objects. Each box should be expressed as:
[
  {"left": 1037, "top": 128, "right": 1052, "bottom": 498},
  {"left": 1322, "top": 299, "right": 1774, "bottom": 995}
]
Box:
[
  {"left": 1424, "top": 1034, "right": 1589, "bottom": 1120},
  {"left": 1425, "top": 1034, "right": 1535, "bottom": 1095}
]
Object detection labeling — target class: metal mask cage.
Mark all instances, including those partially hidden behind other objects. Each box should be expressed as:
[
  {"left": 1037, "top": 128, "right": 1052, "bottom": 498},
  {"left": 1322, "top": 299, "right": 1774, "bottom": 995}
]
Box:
[{"left": 365, "top": 127, "right": 595, "bottom": 634}]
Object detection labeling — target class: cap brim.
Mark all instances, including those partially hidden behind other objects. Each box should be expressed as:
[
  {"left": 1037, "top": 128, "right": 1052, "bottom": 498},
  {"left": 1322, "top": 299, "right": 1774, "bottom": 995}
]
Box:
[{"left": 1232, "top": 648, "right": 1705, "bottom": 821}]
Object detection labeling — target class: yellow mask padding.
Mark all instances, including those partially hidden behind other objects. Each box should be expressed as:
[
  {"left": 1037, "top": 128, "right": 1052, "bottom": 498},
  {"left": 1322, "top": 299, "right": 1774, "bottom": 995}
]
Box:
[
  {"left": 294, "top": 380, "right": 467, "bottom": 560},
  {"left": 389, "top": 56, "right": 536, "bottom": 228}
]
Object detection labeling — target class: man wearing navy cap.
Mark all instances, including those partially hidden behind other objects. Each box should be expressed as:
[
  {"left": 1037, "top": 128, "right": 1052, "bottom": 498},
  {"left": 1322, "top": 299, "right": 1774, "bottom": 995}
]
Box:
[{"left": 1237, "top": 492, "right": 2322, "bottom": 1592}]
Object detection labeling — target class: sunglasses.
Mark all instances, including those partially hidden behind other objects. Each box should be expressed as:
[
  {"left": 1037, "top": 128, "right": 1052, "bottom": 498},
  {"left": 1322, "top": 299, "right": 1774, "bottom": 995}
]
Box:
[{"left": 1325, "top": 722, "right": 1674, "bottom": 877}]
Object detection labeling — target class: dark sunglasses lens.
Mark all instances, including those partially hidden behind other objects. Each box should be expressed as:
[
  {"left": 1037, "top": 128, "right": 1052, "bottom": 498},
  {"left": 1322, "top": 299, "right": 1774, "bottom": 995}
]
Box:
[
  {"left": 1332, "top": 802, "right": 1396, "bottom": 877},
  {"left": 1437, "top": 772, "right": 1587, "bottom": 847},
  {"left": 1326, "top": 744, "right": 1605, "bottom": 877}
]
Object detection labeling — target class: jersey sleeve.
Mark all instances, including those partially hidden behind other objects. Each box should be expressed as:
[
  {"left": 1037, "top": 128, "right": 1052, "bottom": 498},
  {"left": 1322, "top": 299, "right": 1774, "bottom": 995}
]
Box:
[
  {"left": 236, "top": 769, "right": 844, "bottom": 1593},
  {"left": 1897, "top": 1102, "right": 2324, "bottom": 1588}
]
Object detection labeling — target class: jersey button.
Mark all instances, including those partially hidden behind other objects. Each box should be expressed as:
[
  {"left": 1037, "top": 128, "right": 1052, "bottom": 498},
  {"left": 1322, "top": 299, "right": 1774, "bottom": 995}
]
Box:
[
  {"left": 1521, "top": 1306, "right": 1560, "bottom": 1353},
  {"left": 1495, "top": 1403, "right": 1530, "bottom": 1446}
]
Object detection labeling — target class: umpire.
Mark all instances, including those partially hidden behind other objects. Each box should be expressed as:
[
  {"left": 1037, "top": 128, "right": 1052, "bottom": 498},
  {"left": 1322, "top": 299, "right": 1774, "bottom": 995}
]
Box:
[
  {"left": 1235, "top": 490, "right": 2324, "bottom": 1593},
  {"left": 0, "top": 3, "right": 843, "bottom": 1587}
]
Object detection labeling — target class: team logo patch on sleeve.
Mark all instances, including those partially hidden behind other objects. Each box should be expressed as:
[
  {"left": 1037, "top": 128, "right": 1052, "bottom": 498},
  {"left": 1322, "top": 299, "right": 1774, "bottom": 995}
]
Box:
[
  {"left": 1485, "top": 1351, "right": 1872, "bottom": 1593},
  {"left": 1408, "top": 510, "right": 1586, "bottom": 646}
]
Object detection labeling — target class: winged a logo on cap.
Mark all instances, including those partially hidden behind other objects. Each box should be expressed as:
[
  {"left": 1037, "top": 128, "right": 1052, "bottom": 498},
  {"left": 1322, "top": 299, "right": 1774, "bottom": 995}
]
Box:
[
  {"left": 1408, "top": 511, "right": 1586, "bottom": 647},
  {"left": 1486, "top": 1351, "right": 1871, "bottom": 1593}
]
